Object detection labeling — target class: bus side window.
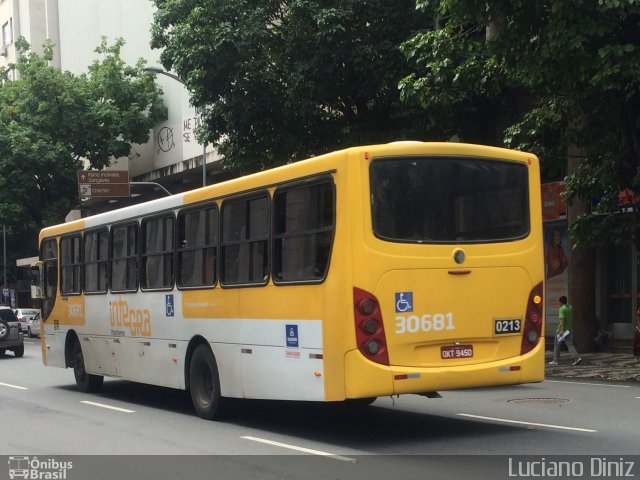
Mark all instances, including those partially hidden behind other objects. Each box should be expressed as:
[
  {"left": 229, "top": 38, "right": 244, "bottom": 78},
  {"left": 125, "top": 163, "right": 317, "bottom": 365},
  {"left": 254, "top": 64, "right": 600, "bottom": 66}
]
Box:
[
  {"left": 111, "top": 223, "right": 139, "bottom": 292},
  {"left": 60, "top": 235, "right": 82, "bottom": 295},
  {"left": 220, "top": 194, "right": 269, "bottom": 286},
  {"left": 141, "top": 215, "right": 174, "bottom": 290},
  {"left": 273, "top": 180, "right": 335, "bottom": 283},
  {"left": 177, "top": 205, "right": 218, "bottom": 288},
  {"left": 84, "top": 229, "right": 109, "bottom": 293}
]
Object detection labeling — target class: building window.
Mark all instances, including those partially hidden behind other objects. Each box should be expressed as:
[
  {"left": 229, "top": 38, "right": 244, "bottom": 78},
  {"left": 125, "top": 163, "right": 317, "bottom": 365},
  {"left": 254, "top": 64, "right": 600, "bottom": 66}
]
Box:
[
  {"left": 221, "top": 194, "right": 269, "bottom": 286},
  {"left": 60, "top": 235, "right": 82, "bottom": 295},
  {"left": 2, "top": 20, "right": 12, "bottom": 49},
  {"left": 177, "top": 205, "right": 218, "bottom": 288},
  {"left": 84, "top": 229, "right": 109, "bottom": 293},
  {"left": 110, "top": 223, "right": 138, "bottom": 292},
  {"left": 141, "top": 215, "right": 174, "bottom": 289},
  {"left": 273, "top": 180, "right": 335, "bottom": 283}
]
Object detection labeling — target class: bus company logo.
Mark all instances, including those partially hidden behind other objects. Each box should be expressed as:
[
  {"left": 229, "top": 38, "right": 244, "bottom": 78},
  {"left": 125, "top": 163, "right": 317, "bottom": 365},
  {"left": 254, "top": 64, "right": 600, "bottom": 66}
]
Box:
[
  {"left": 395, "top": 292, "right": 413, "bottom": 313},
  {"left": 8, "top": 456, "right": 73, "bottom": 480},
  {"left": 109, "top": 296, "right": 152, "bottom": 337}
]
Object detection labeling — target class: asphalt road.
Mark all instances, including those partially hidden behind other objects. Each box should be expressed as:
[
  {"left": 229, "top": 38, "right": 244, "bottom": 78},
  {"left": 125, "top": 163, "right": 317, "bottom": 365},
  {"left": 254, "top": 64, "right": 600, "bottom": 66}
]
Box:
[{"left": 1, "top": 339, "right": 639, "bottom": 480}]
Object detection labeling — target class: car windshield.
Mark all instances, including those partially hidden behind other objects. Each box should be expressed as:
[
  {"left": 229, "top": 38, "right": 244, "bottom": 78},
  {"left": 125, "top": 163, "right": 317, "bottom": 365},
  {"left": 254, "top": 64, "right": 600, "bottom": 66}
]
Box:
[{"left": 0, "top": 309, "right": 19, "bottom": 322}]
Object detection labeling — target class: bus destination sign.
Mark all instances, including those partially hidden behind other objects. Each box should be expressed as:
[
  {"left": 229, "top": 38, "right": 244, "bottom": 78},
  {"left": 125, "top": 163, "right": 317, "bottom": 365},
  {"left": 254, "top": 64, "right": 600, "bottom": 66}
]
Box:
[{"left": 77, "top": 170, "right": 130, "bottom": 198}]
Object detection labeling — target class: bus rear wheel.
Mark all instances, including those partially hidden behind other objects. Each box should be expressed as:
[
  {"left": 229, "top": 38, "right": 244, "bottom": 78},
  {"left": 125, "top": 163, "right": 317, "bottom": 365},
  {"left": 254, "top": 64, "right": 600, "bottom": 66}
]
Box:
[
  {"left": 189, "top": 344, "right": 225, "bottom": 420},
  {"left": 72, "top": 341, "right": 103, "bottom": 393}
]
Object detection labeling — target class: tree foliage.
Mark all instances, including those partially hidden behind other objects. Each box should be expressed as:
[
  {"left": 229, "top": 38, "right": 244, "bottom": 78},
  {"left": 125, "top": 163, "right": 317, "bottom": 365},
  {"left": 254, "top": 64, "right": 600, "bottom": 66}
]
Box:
[
  {"left": 0, "top": 38, "right": 166, "bottom": 271},
  {"left": 151, "top": 0, "right": 437, "bottom": 172},
  {"left": 400, "top": 0, "right": 640, "bottom": 247}
]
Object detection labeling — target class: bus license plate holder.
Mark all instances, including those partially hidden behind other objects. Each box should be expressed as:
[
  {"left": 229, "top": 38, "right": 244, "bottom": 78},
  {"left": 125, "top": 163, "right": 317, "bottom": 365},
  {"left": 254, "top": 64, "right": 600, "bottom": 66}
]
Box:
[{"left": 440, "top": 344, "right": 473, "bottom": 359}]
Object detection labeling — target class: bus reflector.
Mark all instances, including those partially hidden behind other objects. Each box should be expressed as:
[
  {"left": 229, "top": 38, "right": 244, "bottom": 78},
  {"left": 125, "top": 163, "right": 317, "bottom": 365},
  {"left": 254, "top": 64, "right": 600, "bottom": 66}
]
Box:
[
  {"left": 353, "top": 287, "right": 389, "bottom": 365},
  {"left": 521, "top": 282, "right": 544, "bottom": 355},
  {"left": 499, "top": 366, "right": 521, "bottom": 372}
]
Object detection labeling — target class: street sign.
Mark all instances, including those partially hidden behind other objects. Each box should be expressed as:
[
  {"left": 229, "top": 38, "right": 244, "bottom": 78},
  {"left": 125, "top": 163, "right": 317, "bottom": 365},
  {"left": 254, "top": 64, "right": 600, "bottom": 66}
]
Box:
[{"left": 77, "top": 170, "right": 130, "bottom": 198}]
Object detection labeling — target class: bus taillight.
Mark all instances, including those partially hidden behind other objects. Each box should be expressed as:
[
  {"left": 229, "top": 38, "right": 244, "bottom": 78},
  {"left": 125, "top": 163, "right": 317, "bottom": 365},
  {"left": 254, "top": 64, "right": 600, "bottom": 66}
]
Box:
[
  {"left": 521, "top": 282, "right": 544, "bottom": 355},
  {"left": 353, "top": 287, "right": 390, "bottom": 365}
]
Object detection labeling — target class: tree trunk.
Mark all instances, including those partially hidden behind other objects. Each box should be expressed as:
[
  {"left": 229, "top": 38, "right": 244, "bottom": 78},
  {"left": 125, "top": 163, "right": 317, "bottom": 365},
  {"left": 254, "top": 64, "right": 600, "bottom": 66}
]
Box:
[{"left": 567, "top": 152, "right": 597, "bottom": 352}]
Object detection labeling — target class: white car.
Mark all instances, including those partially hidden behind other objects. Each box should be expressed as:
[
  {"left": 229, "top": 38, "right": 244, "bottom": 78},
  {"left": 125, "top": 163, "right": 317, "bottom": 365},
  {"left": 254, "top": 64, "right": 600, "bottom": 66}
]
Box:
[
  {"left": 26, "top": 313, "right": 41, "bottom": 338},
  {"left": 13, "top": 308, "right": 41, "bottom": 335}
]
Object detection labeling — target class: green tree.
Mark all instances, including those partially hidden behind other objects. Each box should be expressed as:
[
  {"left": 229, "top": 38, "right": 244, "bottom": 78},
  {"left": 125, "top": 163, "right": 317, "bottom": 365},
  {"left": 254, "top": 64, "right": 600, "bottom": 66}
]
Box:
[
  {"left": 150, "top": 0, "right": 437, "bottom": 172},
  {"left": 401, "top": 0, "right": 640, "bottom": 247},
  {"left": 0, "top": 38, "right": 166, "bottom": 268}
]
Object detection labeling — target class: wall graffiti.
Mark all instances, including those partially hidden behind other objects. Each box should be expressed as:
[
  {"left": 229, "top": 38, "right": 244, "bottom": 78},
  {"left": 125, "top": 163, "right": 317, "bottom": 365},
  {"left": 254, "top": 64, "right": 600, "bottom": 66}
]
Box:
[{"left": 157, "top": 127, "right": 175, "bottom": 153}]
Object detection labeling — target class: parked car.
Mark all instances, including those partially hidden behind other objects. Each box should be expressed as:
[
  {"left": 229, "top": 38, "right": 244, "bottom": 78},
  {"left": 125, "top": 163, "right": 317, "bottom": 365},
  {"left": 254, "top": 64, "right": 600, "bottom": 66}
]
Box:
[
  {"left": 13, "top": 308, "right": 41, "bottom": 335},
  {"left": 0, "top": 306, "right": 24, "bottom": 357},
  {"left": 26, "top": 312, "right": 41, "bottom": 338}
]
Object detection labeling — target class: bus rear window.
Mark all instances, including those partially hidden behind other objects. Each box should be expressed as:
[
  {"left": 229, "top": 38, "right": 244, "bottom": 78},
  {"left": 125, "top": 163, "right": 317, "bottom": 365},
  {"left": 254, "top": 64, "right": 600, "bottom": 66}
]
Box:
[{"left": 370, "top": 156, "right": 530, "bottom": 243}]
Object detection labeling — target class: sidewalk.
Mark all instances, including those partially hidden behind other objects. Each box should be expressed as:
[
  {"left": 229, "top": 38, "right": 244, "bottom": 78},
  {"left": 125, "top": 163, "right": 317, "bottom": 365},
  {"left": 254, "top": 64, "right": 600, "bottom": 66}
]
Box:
[{"left": 544, "top": 351, "right": 640, "bottom": 383}]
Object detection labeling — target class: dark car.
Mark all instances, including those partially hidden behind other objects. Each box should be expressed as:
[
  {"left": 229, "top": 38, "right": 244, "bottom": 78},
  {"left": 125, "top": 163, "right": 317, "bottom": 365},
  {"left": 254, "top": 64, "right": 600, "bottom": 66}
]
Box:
[{"left": 0, "top": 306, "right": 24, "bottom": 357}]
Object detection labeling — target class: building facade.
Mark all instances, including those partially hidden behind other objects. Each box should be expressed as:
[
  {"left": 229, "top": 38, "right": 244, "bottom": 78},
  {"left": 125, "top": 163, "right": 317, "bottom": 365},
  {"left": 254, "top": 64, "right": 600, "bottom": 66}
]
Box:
[
  {"left": 542, "top": 182, "right": 636, "bottom": 344},
  {"left": 0, "top": 0, "right": 221, "bottom": 195}
]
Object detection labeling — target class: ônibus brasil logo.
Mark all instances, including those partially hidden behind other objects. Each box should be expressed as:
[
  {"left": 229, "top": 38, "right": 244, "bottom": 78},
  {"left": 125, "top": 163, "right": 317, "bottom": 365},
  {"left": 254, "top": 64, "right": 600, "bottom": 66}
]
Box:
[{"left": 8, "top": 456, "right": 73, "bottom": 480}]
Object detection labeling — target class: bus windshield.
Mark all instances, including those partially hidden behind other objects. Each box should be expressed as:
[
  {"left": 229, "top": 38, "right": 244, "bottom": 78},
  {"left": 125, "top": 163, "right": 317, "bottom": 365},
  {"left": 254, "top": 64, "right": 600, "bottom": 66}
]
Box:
[{"left": 370, "top": 156, "right": 530, "bottom": 244}]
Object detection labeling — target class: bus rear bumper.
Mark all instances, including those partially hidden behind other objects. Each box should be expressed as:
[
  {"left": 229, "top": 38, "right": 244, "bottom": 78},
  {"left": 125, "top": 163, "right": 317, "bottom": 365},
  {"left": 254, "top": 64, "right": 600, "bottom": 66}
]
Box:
[{"left": 343, "top": 343, "right": 545, "bottom": 399}]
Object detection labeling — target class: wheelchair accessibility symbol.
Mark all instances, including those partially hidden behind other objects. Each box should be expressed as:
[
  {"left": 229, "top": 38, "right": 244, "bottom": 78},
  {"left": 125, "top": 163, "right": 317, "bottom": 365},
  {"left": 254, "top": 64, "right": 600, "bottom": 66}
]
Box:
[
  {"left": 395, "top": 292, "right": 414, "bottom": 313},
  {"left": 166, "top": 294, "right": 174, "bottom": 317}
]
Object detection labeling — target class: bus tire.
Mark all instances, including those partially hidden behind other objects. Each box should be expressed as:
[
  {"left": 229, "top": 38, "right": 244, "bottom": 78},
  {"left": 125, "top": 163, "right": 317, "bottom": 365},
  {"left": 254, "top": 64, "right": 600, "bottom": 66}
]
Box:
[
  {"left": 13, "top": 345, "right": 24, "bottom": 358},
  {"left": 72, "top": 341, "right": 103, "bottom": 393},
  {"left": 189, "top": 344, "right": 225, "bottom": 420}
]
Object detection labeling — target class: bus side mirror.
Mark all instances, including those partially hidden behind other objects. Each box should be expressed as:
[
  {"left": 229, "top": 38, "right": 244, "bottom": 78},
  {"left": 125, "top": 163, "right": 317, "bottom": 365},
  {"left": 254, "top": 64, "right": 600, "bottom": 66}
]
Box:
[{"left": 30, "top": 264, "right": 44, "bottom": 299}]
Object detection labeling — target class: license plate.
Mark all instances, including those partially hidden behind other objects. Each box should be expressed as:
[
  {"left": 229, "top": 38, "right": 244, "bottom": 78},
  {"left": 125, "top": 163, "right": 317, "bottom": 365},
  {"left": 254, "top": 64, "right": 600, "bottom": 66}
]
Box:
[
  {"left": 441, "top": 344, "right": 473, "bottom": 359},
  {"left": 494, "top": 318, "right": 522, "bottom": 335}
]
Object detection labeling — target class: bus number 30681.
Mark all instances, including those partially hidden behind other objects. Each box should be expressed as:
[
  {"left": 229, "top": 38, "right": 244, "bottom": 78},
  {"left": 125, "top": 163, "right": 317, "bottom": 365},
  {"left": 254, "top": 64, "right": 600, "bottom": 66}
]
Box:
[{"left": 395, "top": 313, "right": 455, "bottom": 334}]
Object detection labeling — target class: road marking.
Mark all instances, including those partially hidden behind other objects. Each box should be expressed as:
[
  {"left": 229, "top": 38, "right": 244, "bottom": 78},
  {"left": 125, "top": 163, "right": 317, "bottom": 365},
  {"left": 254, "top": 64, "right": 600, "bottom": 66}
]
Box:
[
  {"left": 0, "top": 382, "right": 28, "bottom": 390},
  {"left": 457, "top": 413, "right": 597, "bottom": 433},
  {"left": 545, "top": 379, "right": 630, "bottom": 388},
  {"left": 80, "top": 400, "right": 135, "bottom": 413},
  {"left": 241, "top": 436, "right": 356, "bottom": 462}
]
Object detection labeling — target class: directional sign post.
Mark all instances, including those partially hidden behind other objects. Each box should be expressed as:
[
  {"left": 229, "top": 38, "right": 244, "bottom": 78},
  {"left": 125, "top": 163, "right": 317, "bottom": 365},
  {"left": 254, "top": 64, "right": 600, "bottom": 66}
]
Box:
[{"left": 77, "top": 170, "right": 130, "bottom": 199}]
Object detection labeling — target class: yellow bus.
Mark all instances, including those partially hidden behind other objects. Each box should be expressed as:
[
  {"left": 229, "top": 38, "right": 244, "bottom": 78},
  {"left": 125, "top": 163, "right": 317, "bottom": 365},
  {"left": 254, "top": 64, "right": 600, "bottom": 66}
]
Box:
[{"left": 33, "top": 142, "right": 544, "bottom": 419}]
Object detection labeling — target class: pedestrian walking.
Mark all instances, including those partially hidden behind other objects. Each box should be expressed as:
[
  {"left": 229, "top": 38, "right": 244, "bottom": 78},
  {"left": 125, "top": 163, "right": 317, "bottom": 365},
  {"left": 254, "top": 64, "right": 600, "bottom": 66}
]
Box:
[{"left": 549, "top": 295, "right": 582, "bottom": 366}]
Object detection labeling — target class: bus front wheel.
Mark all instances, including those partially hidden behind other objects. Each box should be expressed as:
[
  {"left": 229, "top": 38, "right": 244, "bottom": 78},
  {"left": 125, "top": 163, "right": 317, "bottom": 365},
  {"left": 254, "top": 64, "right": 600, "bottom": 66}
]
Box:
[
  {"left": 72, "top": 341, "right": 103, "bottom": 393},
  {"left": 189, "top": 344, "right": 225, "bottom": 420}
]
